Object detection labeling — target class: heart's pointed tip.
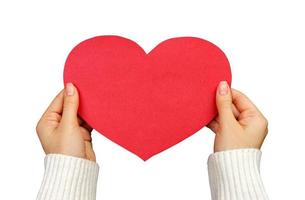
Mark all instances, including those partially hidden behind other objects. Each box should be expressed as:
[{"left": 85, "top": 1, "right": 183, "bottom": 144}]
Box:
[
  {"left": 139, "top": 156, "right": 151, "bottom": 162},
  {"left": 137, "top": 153, "right": 155, "bottom": 162},
  {"left": 141, "top": 158, "right": 149, "bottom": 162}
]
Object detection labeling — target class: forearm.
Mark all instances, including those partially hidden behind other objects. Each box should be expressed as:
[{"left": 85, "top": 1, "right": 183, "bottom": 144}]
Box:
[
  {"left": 37, "top": 154, "right": 99, "bottom": 200},
  {"left": 208, "top": 148, "right": 269, "bottom": 200}
]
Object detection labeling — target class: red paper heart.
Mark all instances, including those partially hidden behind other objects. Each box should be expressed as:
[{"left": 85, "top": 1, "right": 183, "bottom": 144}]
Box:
[{"left": 64, "top": 36, "right": 231, "bottom": 160}]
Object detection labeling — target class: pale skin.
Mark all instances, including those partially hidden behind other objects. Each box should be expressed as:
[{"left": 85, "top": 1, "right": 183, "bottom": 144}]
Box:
[
  {"left": 36, "top": 81, "right": 268, "bottom": 161},
  {"left": 207, "top": 81, "right": 268, "bottom": 152},
  {"left": 36, "top": 83, "right": 96, "bottom": 161}
]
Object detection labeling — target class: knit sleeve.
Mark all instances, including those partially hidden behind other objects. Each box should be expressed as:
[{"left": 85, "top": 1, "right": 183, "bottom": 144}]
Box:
[
  {"left": 36, "top": 154, "right": 99, "bottom": 200},
  {"left": 207, "top": 148, "right": 269, "bottom": 200}
]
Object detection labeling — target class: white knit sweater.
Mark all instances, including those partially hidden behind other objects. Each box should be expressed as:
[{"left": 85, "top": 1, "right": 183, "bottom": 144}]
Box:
[{"left": 36, "top": 148, "right": 268, "bottom": 200}]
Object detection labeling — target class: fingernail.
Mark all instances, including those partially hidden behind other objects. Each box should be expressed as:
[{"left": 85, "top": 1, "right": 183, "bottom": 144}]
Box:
[
  {"left": 218, "top": 81, "right": 228, "bottom": 96},
  {"left": 66, "top": 83, "right": 74, "bottom": 96}
]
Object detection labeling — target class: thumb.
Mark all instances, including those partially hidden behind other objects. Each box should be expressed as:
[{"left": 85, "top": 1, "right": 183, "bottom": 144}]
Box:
[
  {"left": 216, "top": 81, "right": 235, "bottom": 124},
  {"left": 61, "top": 83, "right": 79, "bottom": 126}
]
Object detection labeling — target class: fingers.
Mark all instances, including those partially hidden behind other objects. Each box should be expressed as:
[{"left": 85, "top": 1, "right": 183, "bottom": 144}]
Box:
[
  {"left": 231, "top": 89, "right": 259, "bottom": 113},
  {"left": 61, "top": 83, "right": 79, "bottom": 126},
  {"left": 232, "top": 104, "right": 240, "bottom": 118},
  {"left": 207, "top": 104, "right": 240, "bottom": 134},
  {"left": 78, "top": 116, "right": 93, "bottom": 132},
  {"left": 80, "top": 127, "right": 92, "bottom": 141},
  {"left": 207, "top": 119, "right": 219, "bottom": 133},
  {"left": 42, "top": 89, "right": 65, "bottom": 117},
  {"left": 215, "top": 81, "right": 236, "bottom": 125},
  {"left": 37, "top": 89, "right": 64, "bottom": 136}
]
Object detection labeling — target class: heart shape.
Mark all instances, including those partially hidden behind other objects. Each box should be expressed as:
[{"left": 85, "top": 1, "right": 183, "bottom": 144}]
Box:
[{"left": 64, "top": 36, "right": 231, "bottom": 160}]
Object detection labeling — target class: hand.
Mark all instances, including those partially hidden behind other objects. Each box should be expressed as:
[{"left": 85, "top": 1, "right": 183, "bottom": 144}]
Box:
[
  {"left": 207, "top": 81, "right": 268, "bottom": 152},
  {"left": 36, "top": 83, "right": 96, "bottom": 161}
]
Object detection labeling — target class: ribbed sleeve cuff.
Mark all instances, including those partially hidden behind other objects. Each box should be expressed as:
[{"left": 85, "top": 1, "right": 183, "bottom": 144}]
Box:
[
  {"left": 37, "top": 154, "right": 99, "bottom": 200},
  {"left": 207, "top": 148, "right": 269, "bottom": 200}
]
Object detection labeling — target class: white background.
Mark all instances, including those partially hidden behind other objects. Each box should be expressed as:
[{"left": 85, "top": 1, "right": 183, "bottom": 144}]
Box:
[{"left": 0, "top": 0, "right": 304, "bottom": 199}]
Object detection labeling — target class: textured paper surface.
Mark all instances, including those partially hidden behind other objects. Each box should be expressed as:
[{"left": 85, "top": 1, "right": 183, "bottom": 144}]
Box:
[{"left": 64, "top": 35, "right": 231, "bottom": 160}]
